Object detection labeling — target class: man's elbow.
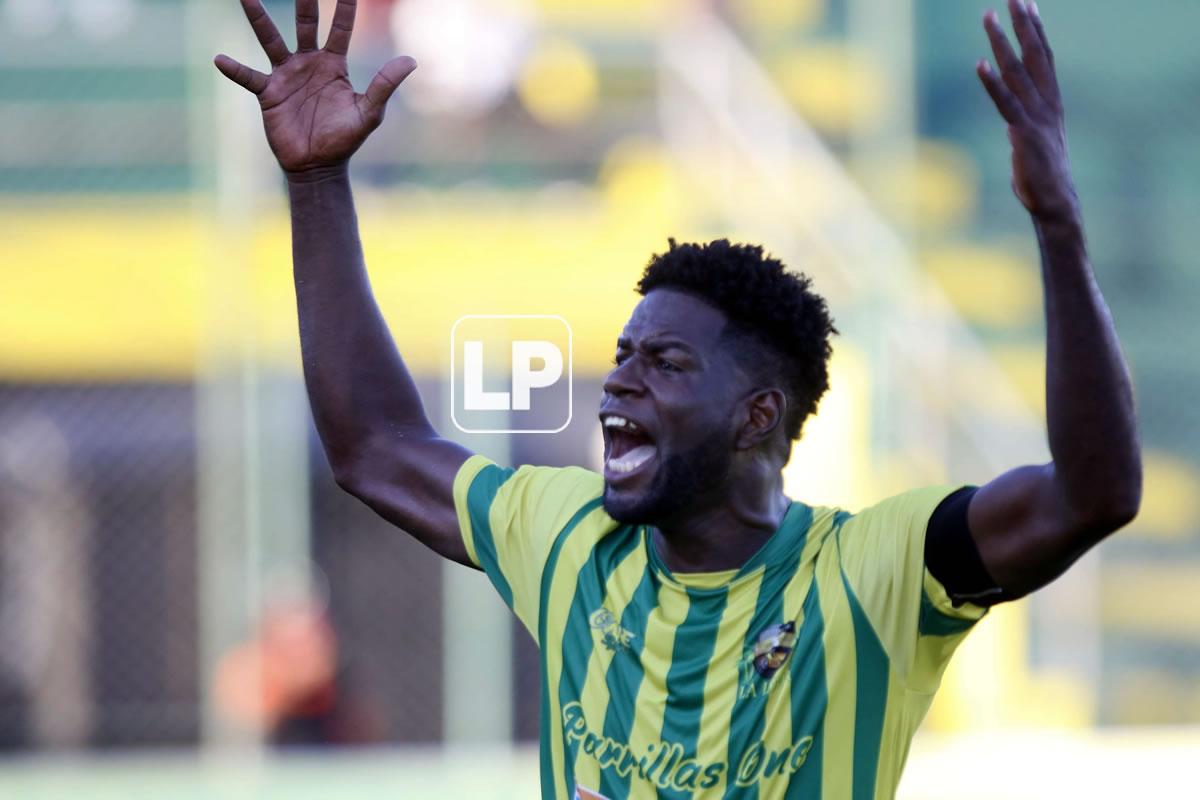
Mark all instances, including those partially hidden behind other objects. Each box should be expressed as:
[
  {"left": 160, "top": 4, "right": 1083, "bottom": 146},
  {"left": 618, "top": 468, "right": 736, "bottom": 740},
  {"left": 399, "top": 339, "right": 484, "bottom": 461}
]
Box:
[
  {"left": 328, "top": 435, "right": 429, "bottom": 503},
  {"left": 328, "top": 446, "right": 377, "bottom": 498},
  {"left": 1109, "top": 453, "right": 1145, "bottom": 528},
  {"left": 1103, "top": 483, "right": 1142, "bottom": 531},
  {"left": 332, "top": 462, "right": 365, "bottom": 496},
  {"left": 1079, "top": 471, "right": 1143, "bottom": 537}
]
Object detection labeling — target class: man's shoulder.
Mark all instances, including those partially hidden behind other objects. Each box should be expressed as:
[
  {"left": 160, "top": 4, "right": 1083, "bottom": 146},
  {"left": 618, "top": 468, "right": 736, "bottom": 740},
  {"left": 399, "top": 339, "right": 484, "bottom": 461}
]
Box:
[
  {"left": 459, "top": 457, "right": 603, "bottom": 494},
  {"left": 480, "top": 461, "right": 612, "bottom": 527},
  {"left": 508, "top": 462, "right": 606, "bottom": 502},
  {"left": 836, "top": 486, "right": 963, "bottom": 530},
  {"left": 800, "top": 501, "right": 856, "bottom": 536}
]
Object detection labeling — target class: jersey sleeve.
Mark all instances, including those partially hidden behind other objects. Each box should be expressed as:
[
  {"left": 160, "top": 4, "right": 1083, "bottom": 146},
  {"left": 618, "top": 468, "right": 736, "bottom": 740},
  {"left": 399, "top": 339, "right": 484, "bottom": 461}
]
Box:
[
  {"left": 452, "top": 455, "right": 605, "bottom": 639},
  {"left": 835, "top": 486, "right": 989, "bottom": 693}
]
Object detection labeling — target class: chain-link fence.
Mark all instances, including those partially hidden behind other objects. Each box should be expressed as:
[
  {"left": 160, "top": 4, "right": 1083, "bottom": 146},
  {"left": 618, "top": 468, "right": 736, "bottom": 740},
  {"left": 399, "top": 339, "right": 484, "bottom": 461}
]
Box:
[{"left": 0, "top": 384, "right": 198, "bottom": 749}]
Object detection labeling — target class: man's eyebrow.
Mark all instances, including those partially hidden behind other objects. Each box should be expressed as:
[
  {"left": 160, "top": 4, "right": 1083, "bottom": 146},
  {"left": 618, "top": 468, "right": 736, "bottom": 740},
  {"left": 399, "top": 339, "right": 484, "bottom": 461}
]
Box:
[
  {"left": 615, "top": 335, "right": 698, "bottom": 355},
  {"left": 647, "top": 338, "right": 697, "bottom": 355}
]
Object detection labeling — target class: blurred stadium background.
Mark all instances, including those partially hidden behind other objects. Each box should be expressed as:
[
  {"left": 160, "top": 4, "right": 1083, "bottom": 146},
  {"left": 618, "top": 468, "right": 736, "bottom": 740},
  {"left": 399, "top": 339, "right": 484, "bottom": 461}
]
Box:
[{"left": 1, "top": 0, "right": 1197, "bottom": 796}]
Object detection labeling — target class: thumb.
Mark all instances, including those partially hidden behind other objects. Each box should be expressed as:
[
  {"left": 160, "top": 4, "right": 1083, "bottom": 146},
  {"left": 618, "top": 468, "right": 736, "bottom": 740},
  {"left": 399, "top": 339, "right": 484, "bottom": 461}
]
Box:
[{"left": 364, "top": 56, "right": 418, "bottom": 114}]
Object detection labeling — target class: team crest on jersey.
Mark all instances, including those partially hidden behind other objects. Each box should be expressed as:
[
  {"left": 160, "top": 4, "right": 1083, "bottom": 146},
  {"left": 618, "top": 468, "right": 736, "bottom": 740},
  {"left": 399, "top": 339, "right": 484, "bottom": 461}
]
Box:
[
  {"left": 737, "top": 621, "right": 797, "bottom": 699},
  {"left": 590, "top": 608, "right": 636, "bottom": 653}
]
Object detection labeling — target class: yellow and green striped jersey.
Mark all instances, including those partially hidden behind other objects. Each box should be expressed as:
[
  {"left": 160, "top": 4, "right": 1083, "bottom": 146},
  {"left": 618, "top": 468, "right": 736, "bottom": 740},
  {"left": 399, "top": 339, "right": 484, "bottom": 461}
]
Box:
[{"left": 453, "top": 455, "right": 987, "bottom": 800}]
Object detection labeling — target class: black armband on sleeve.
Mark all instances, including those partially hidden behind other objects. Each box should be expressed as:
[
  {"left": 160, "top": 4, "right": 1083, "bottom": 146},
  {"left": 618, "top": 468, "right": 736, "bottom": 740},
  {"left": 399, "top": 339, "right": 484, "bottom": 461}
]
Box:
[{"left": 924, "top": 486, "right": 1009, "bottom": 607}]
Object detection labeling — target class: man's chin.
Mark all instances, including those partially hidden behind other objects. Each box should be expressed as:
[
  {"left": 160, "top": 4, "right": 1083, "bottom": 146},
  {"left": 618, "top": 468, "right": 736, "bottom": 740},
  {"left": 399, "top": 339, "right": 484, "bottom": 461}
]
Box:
[
  {"left": 602, "top": 441, "right": 732, "bottom": 528},
  {"left": 602, "top": 486, "right": 657, "bottom": 525}
]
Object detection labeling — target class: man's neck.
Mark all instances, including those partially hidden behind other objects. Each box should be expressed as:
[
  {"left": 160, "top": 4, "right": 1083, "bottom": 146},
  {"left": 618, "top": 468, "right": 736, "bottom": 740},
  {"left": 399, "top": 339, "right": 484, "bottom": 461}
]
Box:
[{"left": 652, "top": 485, "right": 792, "bottom": 574}]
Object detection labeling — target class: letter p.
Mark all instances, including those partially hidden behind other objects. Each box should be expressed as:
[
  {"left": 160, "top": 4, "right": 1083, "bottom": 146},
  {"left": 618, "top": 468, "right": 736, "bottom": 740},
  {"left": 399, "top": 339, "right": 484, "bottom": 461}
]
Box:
[{"left": 511, "top": 340, "right": 563, "bottom": 411}]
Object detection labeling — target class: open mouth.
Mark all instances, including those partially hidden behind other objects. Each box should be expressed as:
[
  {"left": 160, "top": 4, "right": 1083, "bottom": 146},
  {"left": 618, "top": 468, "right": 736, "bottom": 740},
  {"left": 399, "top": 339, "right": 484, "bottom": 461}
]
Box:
[{"left": 601, "top": 413, "right": 658, "bottom": 481}]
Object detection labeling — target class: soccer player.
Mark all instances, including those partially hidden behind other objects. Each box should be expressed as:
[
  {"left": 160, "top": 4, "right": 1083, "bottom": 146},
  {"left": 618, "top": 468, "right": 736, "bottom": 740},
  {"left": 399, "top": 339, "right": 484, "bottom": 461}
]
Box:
[{"left": 214, "top": 0, "right": 1142, "bottom": 797}]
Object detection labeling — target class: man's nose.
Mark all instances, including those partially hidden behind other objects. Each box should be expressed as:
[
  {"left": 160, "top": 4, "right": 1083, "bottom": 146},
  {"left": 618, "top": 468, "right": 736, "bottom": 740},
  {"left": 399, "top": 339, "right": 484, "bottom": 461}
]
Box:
[{"left": 602, "top": 358, "right": 644, "bottom": 398}]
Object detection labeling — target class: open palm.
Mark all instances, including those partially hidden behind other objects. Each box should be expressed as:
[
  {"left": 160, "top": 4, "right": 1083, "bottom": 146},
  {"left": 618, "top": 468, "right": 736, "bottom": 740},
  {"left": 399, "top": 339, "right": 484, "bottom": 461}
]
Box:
[
  {"left": 214, "top": 0, "right": 416, "bottom": 173},
  {"left": 976, "top": 0, "right": 1077, "bottom": 222}
]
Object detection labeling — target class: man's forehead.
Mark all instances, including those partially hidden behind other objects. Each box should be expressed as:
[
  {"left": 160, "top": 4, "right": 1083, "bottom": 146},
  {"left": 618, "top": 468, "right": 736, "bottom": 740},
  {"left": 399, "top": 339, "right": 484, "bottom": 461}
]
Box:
[{"left": 620, "top": 289, "right": 727, "bottom": 345}]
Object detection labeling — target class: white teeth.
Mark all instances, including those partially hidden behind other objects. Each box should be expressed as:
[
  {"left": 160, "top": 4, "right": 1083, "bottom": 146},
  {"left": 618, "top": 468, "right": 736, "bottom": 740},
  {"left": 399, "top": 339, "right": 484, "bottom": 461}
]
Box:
[
  {"left": 606, "top": 444, "right": 656, "bottom": 475},
  {"left": 603, "top": 415, "right": 640, "bottom": 432}
]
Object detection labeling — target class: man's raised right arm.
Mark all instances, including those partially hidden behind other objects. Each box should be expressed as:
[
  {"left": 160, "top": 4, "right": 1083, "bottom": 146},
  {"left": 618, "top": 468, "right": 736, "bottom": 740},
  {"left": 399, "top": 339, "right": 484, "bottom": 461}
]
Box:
[
  {"left": 215, "top": 0, "right": 475, "bottom": 566},
  {"left": 288, "top": 164, "right": 475, "bottom": 566}
]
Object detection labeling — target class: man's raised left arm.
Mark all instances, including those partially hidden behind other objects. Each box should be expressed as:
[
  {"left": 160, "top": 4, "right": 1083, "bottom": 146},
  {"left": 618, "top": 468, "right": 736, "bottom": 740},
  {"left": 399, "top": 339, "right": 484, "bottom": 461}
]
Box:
[{"left": 957, "top": 0, "right": 1142, "bottom": 600}]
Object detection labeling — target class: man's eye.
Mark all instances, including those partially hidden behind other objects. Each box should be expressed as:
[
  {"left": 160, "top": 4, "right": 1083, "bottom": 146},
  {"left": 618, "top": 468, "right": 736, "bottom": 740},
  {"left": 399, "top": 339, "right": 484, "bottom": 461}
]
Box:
[
  {"left": 613, "top": 353, "right": 628, "bottom": 366},
  {"left": 658, "top": 359, "right": 680, "bottom": 372}
]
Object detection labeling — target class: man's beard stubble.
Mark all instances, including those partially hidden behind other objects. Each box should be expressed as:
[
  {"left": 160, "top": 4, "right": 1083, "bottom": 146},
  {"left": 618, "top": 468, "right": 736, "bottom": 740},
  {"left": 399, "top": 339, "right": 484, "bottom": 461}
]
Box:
[{"left": 602, "top": 428, "right": 733, "bottom": 527}]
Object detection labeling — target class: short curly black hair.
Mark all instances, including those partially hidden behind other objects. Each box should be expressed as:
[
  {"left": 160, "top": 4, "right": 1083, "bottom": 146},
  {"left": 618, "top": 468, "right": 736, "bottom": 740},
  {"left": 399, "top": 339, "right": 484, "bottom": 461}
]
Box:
[{"left": 636, "top": 239, "right": 838, "bottom": 440}]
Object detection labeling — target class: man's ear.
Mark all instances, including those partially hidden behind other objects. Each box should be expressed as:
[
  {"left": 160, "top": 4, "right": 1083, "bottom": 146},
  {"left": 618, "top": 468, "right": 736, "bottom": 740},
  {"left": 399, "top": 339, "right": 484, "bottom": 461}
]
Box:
[{"left": 735, "top": 388, "right": 786, "bottom": 450}]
